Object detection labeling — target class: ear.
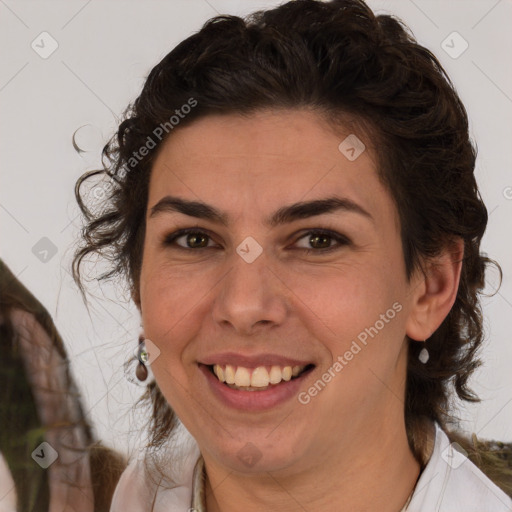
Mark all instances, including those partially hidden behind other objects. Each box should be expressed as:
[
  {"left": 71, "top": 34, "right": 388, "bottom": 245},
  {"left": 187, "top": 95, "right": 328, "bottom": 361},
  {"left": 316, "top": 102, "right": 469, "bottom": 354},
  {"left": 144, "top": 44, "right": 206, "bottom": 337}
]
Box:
[{"left": 405, "top": 238, "right": 464, "bottom": 341}]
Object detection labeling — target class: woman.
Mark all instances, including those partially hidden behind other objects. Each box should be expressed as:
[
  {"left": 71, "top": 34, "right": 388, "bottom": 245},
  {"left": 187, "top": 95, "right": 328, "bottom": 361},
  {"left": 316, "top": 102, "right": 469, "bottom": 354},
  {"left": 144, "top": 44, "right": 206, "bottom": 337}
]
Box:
[{"left": 73, "top": 0, "right": 512, "bottom": 510}]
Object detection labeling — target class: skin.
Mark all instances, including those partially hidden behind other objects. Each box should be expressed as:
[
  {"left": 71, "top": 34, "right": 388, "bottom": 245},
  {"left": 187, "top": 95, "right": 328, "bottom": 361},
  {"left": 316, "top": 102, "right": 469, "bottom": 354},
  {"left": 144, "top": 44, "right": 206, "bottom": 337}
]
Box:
[{"left": 138, "top": 110, "right": 463, "bottom": 511}]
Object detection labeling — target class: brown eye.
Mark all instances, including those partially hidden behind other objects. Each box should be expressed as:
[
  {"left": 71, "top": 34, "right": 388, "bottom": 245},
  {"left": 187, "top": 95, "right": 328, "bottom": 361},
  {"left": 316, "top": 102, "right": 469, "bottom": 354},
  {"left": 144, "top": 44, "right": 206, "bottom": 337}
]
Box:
[
  {"left": 163, "top": 229, "right": 215, "bottom": 250},
  {"left": 183, "top": 232, "right": 209, "bottom": 248},
  {"left": 308, "top": 233, "right": 331, "bottom": 249},
  {"left": 294, "top": 230, "right": 350, "bottom": 253}
]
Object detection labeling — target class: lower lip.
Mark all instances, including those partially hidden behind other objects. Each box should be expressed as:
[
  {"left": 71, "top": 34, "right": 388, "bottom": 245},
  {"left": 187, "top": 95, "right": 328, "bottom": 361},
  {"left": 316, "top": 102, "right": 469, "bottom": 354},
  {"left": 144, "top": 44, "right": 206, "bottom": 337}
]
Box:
[{"left": 199, "top": 364, "right": 314, "bottom": 412}]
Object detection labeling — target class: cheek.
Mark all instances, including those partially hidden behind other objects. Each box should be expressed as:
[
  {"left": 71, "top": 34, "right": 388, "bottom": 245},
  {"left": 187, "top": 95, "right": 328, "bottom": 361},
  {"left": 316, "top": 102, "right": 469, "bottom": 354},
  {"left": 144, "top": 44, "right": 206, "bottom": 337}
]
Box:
[
  {"left": 138, "top": 267, "right": 199, "bottom": 403},
  {"left": 139, "top": 262, "right": 175, "bottom": 344},
  {"left": 139, "top": 259, "right": 219, "bottom": 360},
  {"left": 289, "top": 259, "right": 403, "bottom": 340}
]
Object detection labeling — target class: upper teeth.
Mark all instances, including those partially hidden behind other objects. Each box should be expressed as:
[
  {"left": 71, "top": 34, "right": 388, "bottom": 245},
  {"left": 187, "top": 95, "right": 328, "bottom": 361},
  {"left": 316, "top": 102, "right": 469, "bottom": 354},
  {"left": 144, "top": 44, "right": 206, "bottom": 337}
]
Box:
[{"left": 213, "top": 364, "right": 305, "bottom": 387}]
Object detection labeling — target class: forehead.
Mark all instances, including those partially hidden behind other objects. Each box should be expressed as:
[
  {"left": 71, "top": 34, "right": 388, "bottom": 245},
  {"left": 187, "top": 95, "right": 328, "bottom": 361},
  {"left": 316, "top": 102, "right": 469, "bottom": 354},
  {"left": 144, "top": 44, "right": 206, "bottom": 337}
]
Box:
[{"left": 148, "top": 110, "right": 395, "bottom": 227}]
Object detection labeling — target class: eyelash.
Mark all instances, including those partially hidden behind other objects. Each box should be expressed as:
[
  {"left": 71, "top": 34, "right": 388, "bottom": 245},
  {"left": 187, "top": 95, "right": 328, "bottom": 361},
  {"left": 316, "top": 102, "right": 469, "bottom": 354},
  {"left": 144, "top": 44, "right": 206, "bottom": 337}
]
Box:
[{"left": 162, "top": 228, "right": 350, "bottom": 254}]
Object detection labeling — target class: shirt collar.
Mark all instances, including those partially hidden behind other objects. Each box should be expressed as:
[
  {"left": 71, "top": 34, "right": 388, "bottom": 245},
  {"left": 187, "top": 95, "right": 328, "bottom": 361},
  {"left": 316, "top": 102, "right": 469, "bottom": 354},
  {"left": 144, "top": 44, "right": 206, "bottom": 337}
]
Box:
[{"left": 191, "top": 452, "right": 206, "bottom": 511}]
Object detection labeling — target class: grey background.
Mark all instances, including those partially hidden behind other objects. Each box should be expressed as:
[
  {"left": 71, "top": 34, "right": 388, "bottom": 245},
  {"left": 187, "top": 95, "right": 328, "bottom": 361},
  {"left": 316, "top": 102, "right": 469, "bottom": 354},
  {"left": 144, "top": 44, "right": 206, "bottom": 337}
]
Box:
[{"left": 1, "top": 0, "right": 511, "bottom": 456}]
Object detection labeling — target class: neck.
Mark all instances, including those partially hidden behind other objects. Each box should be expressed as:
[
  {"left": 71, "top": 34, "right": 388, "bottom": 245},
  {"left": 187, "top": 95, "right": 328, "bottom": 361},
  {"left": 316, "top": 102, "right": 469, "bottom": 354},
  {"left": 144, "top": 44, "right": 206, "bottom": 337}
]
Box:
[{"left": 203, "top": 417, "right": 421, "bottom": 512}]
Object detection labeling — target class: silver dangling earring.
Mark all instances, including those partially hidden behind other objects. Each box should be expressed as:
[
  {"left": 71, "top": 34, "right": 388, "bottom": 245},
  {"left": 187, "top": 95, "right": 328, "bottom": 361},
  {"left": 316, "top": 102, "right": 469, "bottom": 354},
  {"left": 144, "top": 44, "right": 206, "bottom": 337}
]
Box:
[
  {"left": 419, "top": 340, "right": 429, "bottom": 364},
  {"left": 136, "top": 335, "right": 149, "bottom": 381}
]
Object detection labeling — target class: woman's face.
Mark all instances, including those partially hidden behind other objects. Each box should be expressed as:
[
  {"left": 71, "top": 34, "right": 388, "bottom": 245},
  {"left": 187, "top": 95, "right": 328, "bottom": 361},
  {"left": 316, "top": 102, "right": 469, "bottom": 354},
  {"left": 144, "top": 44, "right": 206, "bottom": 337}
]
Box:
[{"left": 140, "top": 109, "right": 420, "bottom": 474}]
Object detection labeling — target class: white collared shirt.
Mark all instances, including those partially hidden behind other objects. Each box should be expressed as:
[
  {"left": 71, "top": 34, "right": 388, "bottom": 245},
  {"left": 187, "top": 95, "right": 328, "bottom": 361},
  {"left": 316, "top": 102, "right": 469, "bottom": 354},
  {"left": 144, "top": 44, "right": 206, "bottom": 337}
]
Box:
[
  {"left": 406, "top": 423, "right": 511, "bottom": 511},
  {"left": 110, "top": 423, "right": 512, "bottom": 511}
]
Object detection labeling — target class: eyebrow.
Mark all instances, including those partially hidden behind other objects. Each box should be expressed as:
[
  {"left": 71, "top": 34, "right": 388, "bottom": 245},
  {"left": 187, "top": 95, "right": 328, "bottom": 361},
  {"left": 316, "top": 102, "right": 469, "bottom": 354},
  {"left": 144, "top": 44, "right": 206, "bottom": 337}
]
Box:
[{"left": 149, "top": 195, "right": 373, "bottom": 227}]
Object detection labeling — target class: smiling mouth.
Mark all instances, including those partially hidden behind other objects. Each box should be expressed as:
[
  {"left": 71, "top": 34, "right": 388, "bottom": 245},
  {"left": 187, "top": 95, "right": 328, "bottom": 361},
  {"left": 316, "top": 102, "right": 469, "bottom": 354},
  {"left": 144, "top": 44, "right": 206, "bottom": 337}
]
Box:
[{"left": 208, "top": 363, "right": 315, "bottom": 391}]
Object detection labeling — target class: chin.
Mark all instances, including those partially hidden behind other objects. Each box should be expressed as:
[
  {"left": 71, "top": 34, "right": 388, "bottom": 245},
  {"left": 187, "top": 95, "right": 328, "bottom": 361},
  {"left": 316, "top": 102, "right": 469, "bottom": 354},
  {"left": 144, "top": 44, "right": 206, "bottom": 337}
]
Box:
[{"left": 207, "top": 433, "right": 305, "bottom": 474}]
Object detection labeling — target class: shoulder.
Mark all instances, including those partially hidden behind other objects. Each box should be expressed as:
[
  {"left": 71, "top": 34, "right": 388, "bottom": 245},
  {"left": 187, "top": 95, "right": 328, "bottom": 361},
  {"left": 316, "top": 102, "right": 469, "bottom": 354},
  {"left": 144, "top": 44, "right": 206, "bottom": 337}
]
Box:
[
  {"left": 109, "top": 456, "right": 148, "bottom": 512},
  {"left": 409, "top": 423, "right": 512, "bottom": 511},
  {"left": 110, "top": 441, "right": 201, "bottom": 512}
]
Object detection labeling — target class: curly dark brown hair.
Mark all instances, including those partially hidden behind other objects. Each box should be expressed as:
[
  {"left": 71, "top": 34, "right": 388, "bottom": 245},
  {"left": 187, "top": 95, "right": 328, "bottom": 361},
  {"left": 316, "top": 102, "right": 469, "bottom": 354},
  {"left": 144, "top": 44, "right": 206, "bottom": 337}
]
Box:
[{"left": 72, "top": 0, "right": 501, "bottom": 472}]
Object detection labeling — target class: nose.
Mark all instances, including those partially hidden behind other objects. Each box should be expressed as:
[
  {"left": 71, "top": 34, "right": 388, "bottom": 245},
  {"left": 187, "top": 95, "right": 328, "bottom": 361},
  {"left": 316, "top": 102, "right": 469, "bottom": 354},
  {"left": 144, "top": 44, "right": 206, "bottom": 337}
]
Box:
[{"left": 211, "top": 250, "right": 288, "bottom": 336}]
